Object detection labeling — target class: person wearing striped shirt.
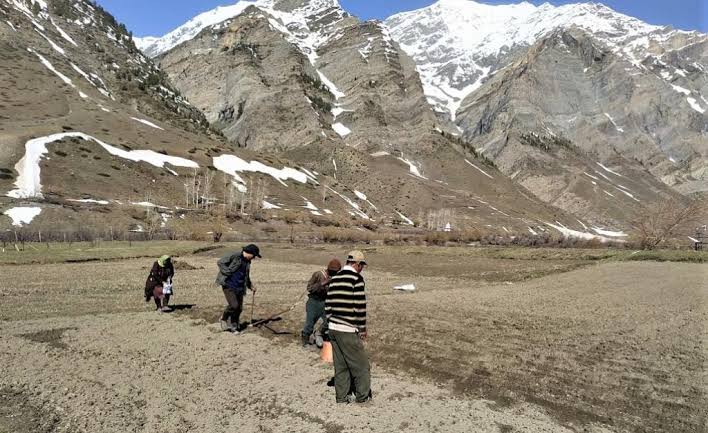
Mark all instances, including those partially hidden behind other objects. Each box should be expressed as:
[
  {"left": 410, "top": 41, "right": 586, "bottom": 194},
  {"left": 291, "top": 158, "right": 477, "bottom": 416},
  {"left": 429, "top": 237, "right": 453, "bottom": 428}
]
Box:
[{"left": 325, "top": 250, "right": 371, "bottom": 403}]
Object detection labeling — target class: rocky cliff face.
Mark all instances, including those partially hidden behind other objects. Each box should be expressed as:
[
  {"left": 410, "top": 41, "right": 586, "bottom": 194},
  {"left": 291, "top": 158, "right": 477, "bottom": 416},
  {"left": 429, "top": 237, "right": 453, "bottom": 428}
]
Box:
[
  {"left": 454, "top": 29, "right": 701, "bottom": 225},
  {"left": 385, "top": 0, "right": 708, "bottom": 200},
  {"left": 148, "top": 0, "right": 593, "bottom": 236},
  {"left": 155, "top": 0, "right": 440, "bottom": 154},
  {"left": 157, "top": 6, "right": 327, "bottom": 151}
]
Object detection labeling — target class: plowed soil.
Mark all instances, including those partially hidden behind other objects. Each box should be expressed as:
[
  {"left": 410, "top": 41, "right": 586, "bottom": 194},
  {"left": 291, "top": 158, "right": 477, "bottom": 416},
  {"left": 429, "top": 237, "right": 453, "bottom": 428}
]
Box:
[{"left": 0, "top": 244, "right": 705, "bottom": 432}]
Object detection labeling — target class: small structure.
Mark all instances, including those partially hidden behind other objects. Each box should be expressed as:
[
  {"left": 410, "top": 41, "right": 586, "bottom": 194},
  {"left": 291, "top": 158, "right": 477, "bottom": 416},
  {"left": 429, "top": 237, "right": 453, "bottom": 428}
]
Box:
[{"left": 691, "top": 225, "right": 706, "bottom": 251}]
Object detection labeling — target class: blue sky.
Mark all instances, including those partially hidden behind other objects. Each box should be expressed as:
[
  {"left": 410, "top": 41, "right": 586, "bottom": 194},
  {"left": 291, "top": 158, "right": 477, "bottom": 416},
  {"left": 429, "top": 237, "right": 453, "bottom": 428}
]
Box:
[{"left": 96, "top": 0, "right": 706, "bottom": 37}]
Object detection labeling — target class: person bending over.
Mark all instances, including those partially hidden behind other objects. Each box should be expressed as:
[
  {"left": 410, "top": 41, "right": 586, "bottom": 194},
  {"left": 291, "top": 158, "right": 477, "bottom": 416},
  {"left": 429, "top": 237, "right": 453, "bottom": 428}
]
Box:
[{"left": 145, "top": 255, "right": 175, "bottom": 312}]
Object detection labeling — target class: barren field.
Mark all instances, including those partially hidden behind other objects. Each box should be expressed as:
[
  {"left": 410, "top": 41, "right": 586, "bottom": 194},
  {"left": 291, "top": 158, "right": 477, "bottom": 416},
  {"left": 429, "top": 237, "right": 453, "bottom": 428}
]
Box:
[{"left": 0, "top": 243, "right": 706, "bottom": 433}]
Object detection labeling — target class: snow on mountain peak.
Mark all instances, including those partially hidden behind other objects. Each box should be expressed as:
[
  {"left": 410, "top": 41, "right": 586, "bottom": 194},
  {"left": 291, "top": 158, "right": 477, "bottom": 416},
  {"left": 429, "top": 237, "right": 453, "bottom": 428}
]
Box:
[
  {"left": 135, "top": 2, "right": 261, "bottom": 57},
  {"left": 384, "top": 0, "right": 674, "bottom": 120},
  {"left": 135, "top": 0, "right": 346, "bottom": 58}
]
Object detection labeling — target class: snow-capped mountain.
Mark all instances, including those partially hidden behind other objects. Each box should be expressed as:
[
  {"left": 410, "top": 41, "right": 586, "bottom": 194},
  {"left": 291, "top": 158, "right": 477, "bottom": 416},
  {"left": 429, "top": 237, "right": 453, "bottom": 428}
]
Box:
[
  {"left": 385, "top": 0, "right": 704, "bottom": 120},
  {"left": 135, "top": 0, "right": 348, "bottom": 59}
]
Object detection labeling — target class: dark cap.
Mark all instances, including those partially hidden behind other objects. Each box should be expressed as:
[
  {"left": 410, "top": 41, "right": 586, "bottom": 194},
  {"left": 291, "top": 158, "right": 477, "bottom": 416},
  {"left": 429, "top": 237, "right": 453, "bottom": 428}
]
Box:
[{"left": 242, "top": 244, "right": 262, "bottom": 258}]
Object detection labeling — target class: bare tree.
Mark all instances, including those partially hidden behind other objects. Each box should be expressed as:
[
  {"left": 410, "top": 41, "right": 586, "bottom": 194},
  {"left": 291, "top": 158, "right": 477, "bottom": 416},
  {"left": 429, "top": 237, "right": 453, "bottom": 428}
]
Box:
[
  {"left": 210, "top": 209, "right": 228, "bottom": 243},
  {"left": 144, "top": 210, "right": 163, "bottom": 240},
  {"left": 631, "top": 199, "right": 705, "bottom": 250}
]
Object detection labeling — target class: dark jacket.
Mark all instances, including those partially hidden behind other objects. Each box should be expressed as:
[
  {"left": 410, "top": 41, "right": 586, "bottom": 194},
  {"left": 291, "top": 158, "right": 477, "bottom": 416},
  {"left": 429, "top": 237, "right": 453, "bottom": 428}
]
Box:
[
  {"left": 215, "top": 252, "right": 252, "bottom": 292},
  {"left": 307, "top": 269, "right": 331, "bottom": 301},
  {"left": 145, "top": 261, "right": 174, "bottom": 292},
  {"left": 145, "top": 261, "right": 175, "bottom": 301}
]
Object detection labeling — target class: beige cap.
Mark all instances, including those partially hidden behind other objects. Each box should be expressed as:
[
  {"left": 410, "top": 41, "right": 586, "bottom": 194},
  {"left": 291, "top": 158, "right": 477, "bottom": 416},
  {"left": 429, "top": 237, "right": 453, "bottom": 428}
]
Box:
[{"left": 347, "top": 250, "right": 367, "bottom": 265}]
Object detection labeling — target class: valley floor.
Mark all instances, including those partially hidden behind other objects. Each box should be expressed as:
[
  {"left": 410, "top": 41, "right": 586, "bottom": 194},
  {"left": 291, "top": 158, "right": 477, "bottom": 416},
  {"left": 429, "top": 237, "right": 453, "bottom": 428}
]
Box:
[{"left": 0, "top": 243, "right": 705, "bottom": 432}]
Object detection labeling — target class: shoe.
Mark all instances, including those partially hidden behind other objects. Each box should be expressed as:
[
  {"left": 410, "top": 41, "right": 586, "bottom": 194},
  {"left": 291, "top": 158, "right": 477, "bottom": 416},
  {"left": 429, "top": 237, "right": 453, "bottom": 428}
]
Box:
[
  {"left": 336, "top": 394, "right": 355, "bottom": 404},
  {"left": 161, "top": 306, "right": 172, "bottom": 312},
  {"left": 356, "top": 390, "right": 373, "bottom": 404},
  {"left": 326, "top": 377, "right": 335, "bottom": 387},
  {"left": 221, "top": 320, "right": 239, "bottom": 332}
]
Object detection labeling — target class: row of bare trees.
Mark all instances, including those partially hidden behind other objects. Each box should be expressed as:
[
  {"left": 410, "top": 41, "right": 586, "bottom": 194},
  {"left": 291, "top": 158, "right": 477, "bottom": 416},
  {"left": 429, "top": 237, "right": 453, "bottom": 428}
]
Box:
[{"left": 182, "top": 169, "right": 269, "bottom": 215}]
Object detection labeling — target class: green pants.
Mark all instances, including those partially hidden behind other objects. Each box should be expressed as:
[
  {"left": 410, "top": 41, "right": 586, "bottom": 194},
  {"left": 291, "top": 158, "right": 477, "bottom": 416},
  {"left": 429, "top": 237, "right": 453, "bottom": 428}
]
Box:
[{"left": 330, "top": 330, "right": 371, "bottom": 403}]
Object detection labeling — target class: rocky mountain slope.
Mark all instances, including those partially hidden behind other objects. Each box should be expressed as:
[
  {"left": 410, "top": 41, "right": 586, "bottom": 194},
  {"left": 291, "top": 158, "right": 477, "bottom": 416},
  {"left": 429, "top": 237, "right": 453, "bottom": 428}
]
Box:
[
  {"left": 148, "top": 0, "right": 440, "bottom": 154},
  {"left": 1, "top": 0, "right": 593, "bottom": 239},
  {"left": 384, "top": 0, "right": 706, "bottom": 223},
  {"left": 385, "top": 0, "right": 707, "bottom": 122},
  {"left": 0, "top": 0, "right": 365, "bottom": 233},
  {"left": 138, "top": 0, "right": 603, "bottom": 238}
]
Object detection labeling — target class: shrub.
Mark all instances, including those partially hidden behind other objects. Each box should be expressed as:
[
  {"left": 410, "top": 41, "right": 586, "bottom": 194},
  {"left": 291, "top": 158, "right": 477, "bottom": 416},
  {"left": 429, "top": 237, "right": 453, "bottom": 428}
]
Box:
[{"left": 321, "top": 228, "right": 372, "bottom": 243}]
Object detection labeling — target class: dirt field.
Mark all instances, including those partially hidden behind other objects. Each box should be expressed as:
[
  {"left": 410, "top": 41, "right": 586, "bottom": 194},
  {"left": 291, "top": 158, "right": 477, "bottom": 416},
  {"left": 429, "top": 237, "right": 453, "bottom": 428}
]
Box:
[{"left": 0, "top": 243, "right": 706, "bottom": 432}]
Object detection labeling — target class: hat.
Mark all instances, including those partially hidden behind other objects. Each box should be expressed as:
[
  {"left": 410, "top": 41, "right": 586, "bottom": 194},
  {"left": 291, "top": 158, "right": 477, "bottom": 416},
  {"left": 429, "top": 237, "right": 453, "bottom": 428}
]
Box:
[
  {"left": 157, "top": 255, "right": 171, "bottom": 267},
  {"left": 346, "top": 250, "right": 367, "bottom": 265},
  {"left": 327, "top": 258, "right": 342, "bottom": 272},
  {"left": 242, "top": 244, "right": 262, "bottom": 258}
]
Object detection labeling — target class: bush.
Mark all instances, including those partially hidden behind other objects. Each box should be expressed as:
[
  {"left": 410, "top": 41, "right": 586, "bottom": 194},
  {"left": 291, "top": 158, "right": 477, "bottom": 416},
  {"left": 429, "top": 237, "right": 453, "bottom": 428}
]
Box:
[
  {"left": 309, "top": 95, "right": 332, "bottom": 113},
  {"left": 520, "top": 132, "right": 576, "bottom": 153},
  {"left": 311, "top": 216, "right": 342, "bottom": 228},
  {"left": 321, "top": 228, "right": 372, "bottom": 243}
]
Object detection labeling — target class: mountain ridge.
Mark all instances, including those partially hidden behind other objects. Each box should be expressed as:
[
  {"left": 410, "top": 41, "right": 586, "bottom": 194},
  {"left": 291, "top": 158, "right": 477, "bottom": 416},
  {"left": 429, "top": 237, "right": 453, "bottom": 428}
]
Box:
[{"left": 385, "top": 0, "right": 705, "bottom": 121}]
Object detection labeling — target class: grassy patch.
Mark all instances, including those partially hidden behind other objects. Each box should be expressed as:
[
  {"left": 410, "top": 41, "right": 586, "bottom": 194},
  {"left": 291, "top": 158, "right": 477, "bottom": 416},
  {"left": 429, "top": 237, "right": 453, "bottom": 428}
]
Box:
[
  {"left": 0, "top": 241, "right": 210, "bottom": 265},
  {"left": 619, "top": 249, "right": 708, "bottom": 263}
]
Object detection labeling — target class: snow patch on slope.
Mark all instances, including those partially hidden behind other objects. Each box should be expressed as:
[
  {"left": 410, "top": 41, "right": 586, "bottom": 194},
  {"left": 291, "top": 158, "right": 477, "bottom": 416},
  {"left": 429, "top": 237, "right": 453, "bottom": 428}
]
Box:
[
  {"left": 213, "top": 154, "right": 309, "bottom": 188},
  {"left": 546, "top": 221, "right": 623, "bottom": 243},
  {"left": 3, "top": 207, "right": 42, "bottom": 226},
  {"left": 398, "top": 157, "right": 427, "bottom": 179},
  {"left": 131, "top": 117, "right": 165, "bottom": 130},
  {"left": 332, "top": 122, "right": 351, "bottom": 137},
  {"left": 464, "top": 159, "right": 493, "bottom": 179},
  {"left": 7, "top": 132, "right": 198, "bottom": 199},
  {"left": 50, "top": 18, "right": 77, "bottom": 46},
  {"left": 686, "top": 97, "right": 706, "bottom": 114}
]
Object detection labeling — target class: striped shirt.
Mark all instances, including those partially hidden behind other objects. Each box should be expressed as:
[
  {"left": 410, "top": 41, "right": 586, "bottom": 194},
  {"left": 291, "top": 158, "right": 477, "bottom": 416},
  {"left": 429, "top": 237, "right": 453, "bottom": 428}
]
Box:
[{"left": 325, "top": 265, "right": 366, "bottom": 332}]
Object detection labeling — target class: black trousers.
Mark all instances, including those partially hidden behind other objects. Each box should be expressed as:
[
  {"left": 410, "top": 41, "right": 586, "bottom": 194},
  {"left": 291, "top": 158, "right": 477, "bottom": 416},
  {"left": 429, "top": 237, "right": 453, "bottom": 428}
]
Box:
[{"left": 221, "top": 287, "right": 244, "bottom": 326}]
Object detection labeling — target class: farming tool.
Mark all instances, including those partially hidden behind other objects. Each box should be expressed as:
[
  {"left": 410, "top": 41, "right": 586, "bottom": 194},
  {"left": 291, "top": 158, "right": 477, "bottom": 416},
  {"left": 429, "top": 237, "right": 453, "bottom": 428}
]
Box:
[{"left": 246, "top": 290, "right": 308, "bottom": 335}]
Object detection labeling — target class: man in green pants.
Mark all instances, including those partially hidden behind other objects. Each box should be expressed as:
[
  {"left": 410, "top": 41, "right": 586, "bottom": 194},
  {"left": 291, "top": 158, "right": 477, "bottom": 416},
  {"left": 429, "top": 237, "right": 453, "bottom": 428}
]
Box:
[{"left": 325, "top": 250, "right": 371, "bottom": 403}]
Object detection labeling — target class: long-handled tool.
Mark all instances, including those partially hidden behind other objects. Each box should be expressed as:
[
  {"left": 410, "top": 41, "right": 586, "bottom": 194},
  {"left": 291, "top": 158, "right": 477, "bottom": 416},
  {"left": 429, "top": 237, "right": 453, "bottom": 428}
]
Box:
[
  {"left": 250, "top": 288, "right": 256, "bottom": 324},
  {"left": 246, "top": 290, "right": 308, "bottom": 335}
]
